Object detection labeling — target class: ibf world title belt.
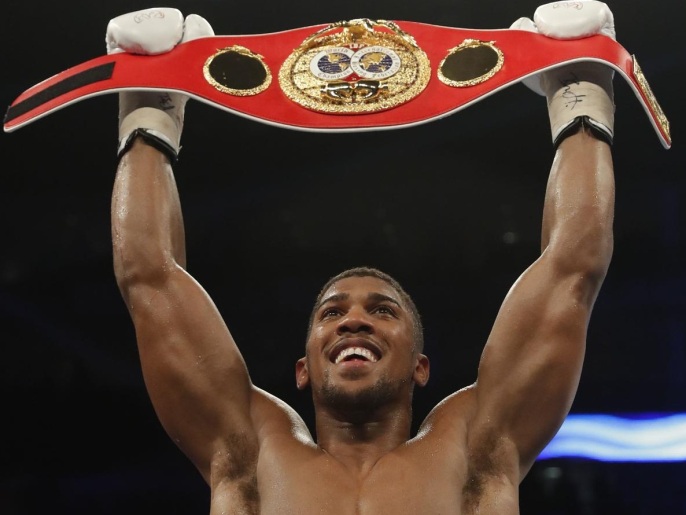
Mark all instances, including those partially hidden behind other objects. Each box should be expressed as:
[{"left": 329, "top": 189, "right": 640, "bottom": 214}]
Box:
[{"left": 3, "top": 19, "right": 671, "bottom": 148}]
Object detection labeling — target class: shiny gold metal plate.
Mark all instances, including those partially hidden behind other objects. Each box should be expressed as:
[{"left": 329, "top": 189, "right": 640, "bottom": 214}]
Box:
[
  {"left": 204, "top": 45, "right": 272, "bottom": 96},
  {"left": 279, "top": 19, "right": 431, "bottom": 114},
  {"left": 632, "top": 55, "right": 670, "bottom": 143},
  {"left": 438, "top": 39, "right": 503, "bottom": 88}
]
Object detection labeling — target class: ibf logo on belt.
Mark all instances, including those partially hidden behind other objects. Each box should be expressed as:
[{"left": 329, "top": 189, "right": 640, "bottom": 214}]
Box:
[{"left": 279, "top": 19, "right": 431, "bottom": 114}]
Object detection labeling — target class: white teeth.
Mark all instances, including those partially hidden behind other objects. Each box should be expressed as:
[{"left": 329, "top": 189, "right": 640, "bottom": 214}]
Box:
[{"left": 334, "top": 347, "right": 378, "bottom": 364}]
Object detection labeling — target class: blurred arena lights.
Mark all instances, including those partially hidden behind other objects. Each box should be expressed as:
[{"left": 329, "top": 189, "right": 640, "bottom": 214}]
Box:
[{"left": 539, "top": 413, "right": 686, "bottom": 462}]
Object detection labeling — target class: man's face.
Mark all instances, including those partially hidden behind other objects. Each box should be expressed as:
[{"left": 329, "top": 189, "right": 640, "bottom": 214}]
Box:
[{"left": 296, "top": 275, "right": 429, "bottom": 411}]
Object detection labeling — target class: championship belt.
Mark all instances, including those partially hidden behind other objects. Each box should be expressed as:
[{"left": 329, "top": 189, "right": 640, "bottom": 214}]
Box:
[{"left": 3, "top": 19, "right": 671, "bottom": 149}]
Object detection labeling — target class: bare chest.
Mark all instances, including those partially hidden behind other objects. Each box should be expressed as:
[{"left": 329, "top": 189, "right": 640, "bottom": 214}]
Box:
[
  {"left": 208, "top": 433, "right": 519, "bottom": 515},
  {"left": 255, "top": 446, "right": 467, "bottom": 515}
]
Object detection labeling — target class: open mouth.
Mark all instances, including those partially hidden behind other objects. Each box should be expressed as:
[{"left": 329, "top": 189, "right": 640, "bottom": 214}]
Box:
[{"left": 333, "top": 346, "right": 379, "bottom": 364}]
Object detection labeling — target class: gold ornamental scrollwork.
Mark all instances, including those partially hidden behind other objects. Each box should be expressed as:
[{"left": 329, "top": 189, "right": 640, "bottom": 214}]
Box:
[
  {"left": 438, "top": 39, "right": 504, "bottom": 88},
  {"left": 204, "top": 45, "right": 272, "bottom": 96},
  {"left": 631, "top": 55, "right": 670, "bottom": 143},
  {"left": 278, "top": 19, "right": 431, "bottom": 114}
]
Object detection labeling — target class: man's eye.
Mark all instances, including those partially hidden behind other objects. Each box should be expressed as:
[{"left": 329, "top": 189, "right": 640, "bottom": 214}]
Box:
[
  {"left": 374, "top": 305, "right": 395, "bottom": 315},
  {"left": 321, "top": 308, "right": 341, "bottom": 318}
]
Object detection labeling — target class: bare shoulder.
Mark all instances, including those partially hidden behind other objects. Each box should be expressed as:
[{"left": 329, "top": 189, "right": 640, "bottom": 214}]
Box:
[
  {"left": 416, "top": 384, "right": 520, "bottom": 513},
  {"left": 396, "top": 385, "right": 478, "bottom": 470},
  {"left": 210, "top": 387, "right": 314, "bottom": 481},
  {"left": 208, "top": 387, "right": 316, "bottom": 514},
  {"left": 250, "top": 386, "right": 314, "bottom": 445},
  {"left": 417, "top": 383, "right": 478, "bottom": 436}
]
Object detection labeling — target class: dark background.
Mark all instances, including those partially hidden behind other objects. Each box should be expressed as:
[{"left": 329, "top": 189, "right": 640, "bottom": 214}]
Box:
[{"left": 1, "top": 0, "right": 684, "bottom": 513}]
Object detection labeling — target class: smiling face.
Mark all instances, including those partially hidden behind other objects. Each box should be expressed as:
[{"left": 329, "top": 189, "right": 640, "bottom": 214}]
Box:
[{"left": 296, "top": 275, "right": 429, "bottom": 417}]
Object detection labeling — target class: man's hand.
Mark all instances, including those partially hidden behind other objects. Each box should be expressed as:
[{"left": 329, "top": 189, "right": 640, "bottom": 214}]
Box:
[
  {"left": 511, "top": 1, "right": 616, "bottom": 147},
  {"left": 107, "top": 7, "right": 214, "bottom": 162},
  {"left": 511, "top": 1, "right": 615, "bottom": 41}
]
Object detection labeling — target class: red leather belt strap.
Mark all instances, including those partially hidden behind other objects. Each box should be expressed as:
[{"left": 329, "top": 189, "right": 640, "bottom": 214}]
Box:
[{"left": 3, "top": 21, "right": 671, "bottom": 148}]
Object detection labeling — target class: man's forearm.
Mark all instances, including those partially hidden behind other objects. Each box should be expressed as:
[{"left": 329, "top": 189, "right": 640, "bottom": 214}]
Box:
[
  {"left": 111, "top": 138, "right": 187, "bottom": 292},
  {"left": 541, "top": 126, "right": 615, "bottom": 285}
]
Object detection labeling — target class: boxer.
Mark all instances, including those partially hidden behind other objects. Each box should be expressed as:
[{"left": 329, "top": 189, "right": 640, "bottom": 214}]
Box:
[{"left": 110, "top": 2, "right": 617, "bottom": 513}]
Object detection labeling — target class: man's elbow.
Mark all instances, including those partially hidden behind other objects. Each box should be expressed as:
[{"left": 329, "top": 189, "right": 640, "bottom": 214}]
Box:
[
  {"left": 112, "top": 239, "right": 178, "bottom": 296},
  {"left": 548, "top": 229, "right": 614, "bottom": 300}
]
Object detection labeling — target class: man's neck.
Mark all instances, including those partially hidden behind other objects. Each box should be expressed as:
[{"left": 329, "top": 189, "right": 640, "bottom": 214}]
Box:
[{"left": 314, "top": 407, "right": 413, "bottom": 474}]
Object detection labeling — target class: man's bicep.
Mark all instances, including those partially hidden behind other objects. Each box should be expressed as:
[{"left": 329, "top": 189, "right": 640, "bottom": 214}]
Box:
[
  {"left": 125, "top": 266, "right": 256, "bottom": 474},
  {"left": 472, "top": 258, "right": 592, "bottom": 471}
]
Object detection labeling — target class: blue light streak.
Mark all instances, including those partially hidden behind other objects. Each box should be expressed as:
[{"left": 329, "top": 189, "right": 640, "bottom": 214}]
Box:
[{"left": 538, "top": 413, "right": 686, "bottom": 462}]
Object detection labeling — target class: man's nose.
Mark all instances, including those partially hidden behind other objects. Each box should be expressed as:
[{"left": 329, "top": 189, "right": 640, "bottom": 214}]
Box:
[{"left": 336, "top": 307, "right": 373, "bottom": 334}]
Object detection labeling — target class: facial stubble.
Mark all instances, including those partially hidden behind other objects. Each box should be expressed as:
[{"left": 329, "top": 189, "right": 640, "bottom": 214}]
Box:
[{"left": 318, "top": 368, "right": 404, "bottom": 417}]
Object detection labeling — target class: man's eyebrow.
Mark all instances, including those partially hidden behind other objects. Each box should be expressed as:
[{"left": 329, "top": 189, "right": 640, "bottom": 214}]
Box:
[
  {"left": 367, "top": 292, "right": 402, "bottom": 308},
  {"left": 316, "top": 291, "right": 402, "bottom": 311},
  {"left": 316, "top": 292, "right": 349, "bottom": 311}
]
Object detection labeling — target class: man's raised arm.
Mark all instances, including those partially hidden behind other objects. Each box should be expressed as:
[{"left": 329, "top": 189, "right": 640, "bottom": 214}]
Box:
[
  {"left": 466, "top": 1, "right": 617, "bottom": 478},
  {"left": 108, "top": 9, "right": 259, "bottom": 486}
]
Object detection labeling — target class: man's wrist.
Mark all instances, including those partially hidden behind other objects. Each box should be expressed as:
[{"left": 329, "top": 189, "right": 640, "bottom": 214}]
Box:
[
  {"left": 553, "top": 115, "right": 613, "bottom": 149},
  {"left": 117, "top": 107, "right": 181, "bottom": 163},
  {"left": 546, "top": 78, "right": 614, "bottom": 148},
  {"left": 117, "top": 128, "right": 179, "bottom": 164}
]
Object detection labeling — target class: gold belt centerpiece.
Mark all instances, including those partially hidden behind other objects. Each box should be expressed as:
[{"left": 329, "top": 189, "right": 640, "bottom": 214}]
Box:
[{"left": 279, "top": 19, "right": 431, "bottom": 114}]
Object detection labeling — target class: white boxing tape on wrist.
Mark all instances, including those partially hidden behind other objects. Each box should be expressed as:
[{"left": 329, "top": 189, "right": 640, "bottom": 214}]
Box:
[
  {"left": 118, "top": 107, "right": 181, "bottom": 160},
  {"left": 547, "top": 80, "right": 614, "bottom": 145},
  {"left": 117, "top": 90, "right": 188, "bottom": 133}
]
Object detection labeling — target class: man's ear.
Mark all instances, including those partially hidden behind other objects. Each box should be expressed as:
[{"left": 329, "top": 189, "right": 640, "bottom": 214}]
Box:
[
  {"left": 295, "top": 357, "right": 310, "bottom": 390},
  {"left": 413, "top": 354, "right": 430, "bottom": 387}
]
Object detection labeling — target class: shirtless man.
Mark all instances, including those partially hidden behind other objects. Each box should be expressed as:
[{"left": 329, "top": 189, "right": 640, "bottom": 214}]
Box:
[{"left": 109, "top": 2, "right": 617, "bottom": 513}]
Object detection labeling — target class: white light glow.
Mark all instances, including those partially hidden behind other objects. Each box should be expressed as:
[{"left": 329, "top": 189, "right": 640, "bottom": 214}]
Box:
[{"left": 539, "top": 413, "right": 686, "bottom": 462}]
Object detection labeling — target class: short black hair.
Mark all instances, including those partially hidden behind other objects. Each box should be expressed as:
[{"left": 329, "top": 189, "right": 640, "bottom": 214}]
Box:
[{"left": 307, "top": 266, "right": 424, "bottom": 352}]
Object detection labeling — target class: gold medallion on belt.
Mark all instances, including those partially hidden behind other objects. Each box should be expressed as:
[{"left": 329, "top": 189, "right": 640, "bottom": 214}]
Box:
[{"left": 279, "top": 19, "right": 431, "bottom": 114}]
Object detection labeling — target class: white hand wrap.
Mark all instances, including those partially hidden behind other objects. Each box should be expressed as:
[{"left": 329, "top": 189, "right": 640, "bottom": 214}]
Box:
[
  {"left": 106, "top": 8, "right": 214, "bottom": 161},
  {"left": 511, "top": 1, "right": 616, "bottom": 147}
]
